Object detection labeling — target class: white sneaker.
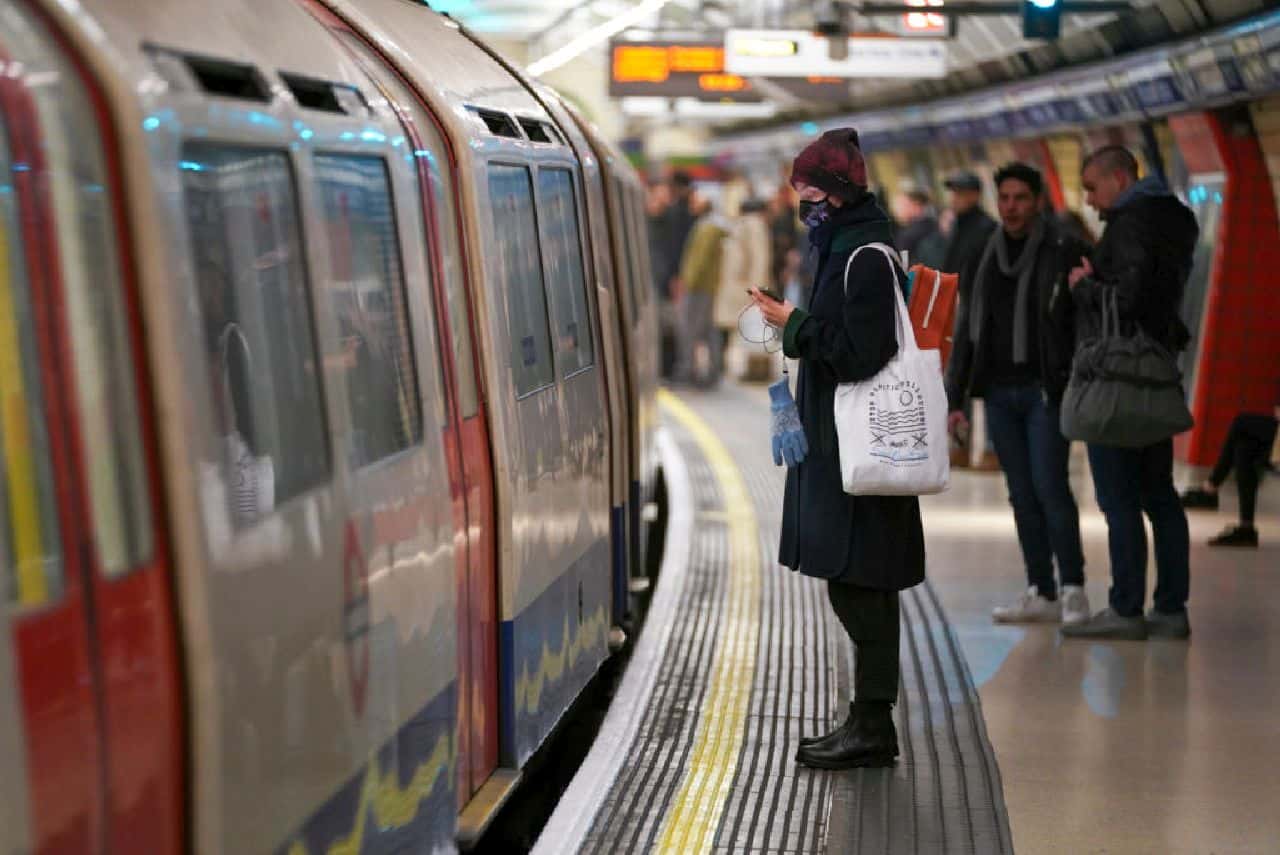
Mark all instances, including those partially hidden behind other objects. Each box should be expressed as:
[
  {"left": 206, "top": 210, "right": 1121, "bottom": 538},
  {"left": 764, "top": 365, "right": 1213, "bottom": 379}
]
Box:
[
  {"left": 1061, "top": 585, "right": 1090, "bottom": 625},
  {"left": 992, "top": 587, "right": 1062, "bottom": 623}
]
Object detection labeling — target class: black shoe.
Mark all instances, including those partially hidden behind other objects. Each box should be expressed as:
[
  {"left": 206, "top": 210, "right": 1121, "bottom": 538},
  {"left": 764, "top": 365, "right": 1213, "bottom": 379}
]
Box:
[
  {"left": 1145, "top": 608, "right": 1191, "bottom": 640},
  {"left": 1180, "top": 488, "right": 1219, "bottom": 510},
  {"left": 1209, "top": 525, "right": 1258, "bottom": 548},
  {"left": 798, "top": 703, "right": 854, "bottom": 750},
  {"left": 796, "top": 701, "right": 898, "bottom": 770}
]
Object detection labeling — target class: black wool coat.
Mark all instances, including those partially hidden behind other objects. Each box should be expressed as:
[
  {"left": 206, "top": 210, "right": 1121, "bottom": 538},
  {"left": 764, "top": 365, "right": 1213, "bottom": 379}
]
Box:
[{"left": 778, "top": 198, "right": 926, "bottom": 590}]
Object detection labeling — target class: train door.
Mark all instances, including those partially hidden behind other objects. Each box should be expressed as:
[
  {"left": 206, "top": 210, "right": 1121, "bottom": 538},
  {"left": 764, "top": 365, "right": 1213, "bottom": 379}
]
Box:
[
  {"left": 309, "top": 14, "right": 500, "bottom": 802},
  {"left": 0, "top": 10, "right": 185, "bottom": 853}
]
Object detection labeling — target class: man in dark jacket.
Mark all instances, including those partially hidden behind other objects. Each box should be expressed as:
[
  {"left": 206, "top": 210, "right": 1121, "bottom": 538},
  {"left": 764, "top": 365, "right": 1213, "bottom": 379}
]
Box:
[
  {"left": 1061, "top": 145, "right": 1198, "bottom": 641},
  {"left": 946, "top": 163, "right": 1090, "bottom": 626},
  {"left": 750, "top": 128, "right": 924, "bottom": 772},
  {"left": 942, "top": 171, "right": 996, "bottom": 276}
]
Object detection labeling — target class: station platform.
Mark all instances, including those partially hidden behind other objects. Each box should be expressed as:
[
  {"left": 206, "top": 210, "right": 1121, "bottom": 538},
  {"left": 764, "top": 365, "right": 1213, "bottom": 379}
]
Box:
[{"left": 534, "top": 380, "right": 1280, "bottom": 854}]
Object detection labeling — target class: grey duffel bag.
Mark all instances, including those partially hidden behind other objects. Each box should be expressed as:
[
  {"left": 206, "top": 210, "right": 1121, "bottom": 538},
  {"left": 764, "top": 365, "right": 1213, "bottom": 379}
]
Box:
[{"left": 1060, "top": 292, "right": 1194, "bottom": 447}]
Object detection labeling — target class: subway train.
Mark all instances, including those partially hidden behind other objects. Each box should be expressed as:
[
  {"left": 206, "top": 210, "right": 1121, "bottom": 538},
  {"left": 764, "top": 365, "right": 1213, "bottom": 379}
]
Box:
[{"left": 0, "top": 0, "right": 661, "bottom": 853}]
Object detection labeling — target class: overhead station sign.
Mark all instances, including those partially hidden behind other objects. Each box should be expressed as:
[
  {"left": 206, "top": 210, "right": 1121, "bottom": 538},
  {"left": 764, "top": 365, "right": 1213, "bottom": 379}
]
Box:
[
  {"left": 609, "top": 39, "right": 850, "bottom": 102},
  {"left": 610, "top": 40, "right": 759, "bottom": 100},
  {"left": 724, "top": 29, "right": 947, "bottom": 79}
]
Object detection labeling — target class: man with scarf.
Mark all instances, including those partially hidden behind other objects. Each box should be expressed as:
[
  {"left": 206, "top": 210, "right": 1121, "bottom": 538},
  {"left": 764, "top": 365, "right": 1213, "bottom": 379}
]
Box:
[
  {"left": 945, "top": 163, "right": 1091, "bottom": 626},
  {"left": 751, "top": 128, "right": 924, "bottom": 771}
]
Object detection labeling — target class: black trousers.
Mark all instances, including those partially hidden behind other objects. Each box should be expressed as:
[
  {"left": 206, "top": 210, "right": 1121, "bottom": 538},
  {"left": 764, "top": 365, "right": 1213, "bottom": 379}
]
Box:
[
  {"left": 1209, "top": 413, "right": 1278, "bottom": 525},
  {"left": 827, "top": 581, "right": 900, "bottom": 704}
]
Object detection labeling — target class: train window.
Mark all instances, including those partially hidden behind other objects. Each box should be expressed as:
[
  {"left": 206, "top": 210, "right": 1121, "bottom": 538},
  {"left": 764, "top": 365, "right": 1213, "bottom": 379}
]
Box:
[
  {"left": 314, "top": 154, "right": 422, "bottom": 468},
  {"left": 330, "top": 30, "right": 477, "bottom": 421},
  {"left": 427, "top": 156, "right": 480, "bottom": 420},
  {"left": 181, "top": 144, "right": 329, "bottom": 524},
  {"left": 629, "top": 193, "right": 653, "bottom": 308},
  {"left": 487, "top": 165, "right": 554, "bottom": 396},
  {"left": 537, "top": 168, "right": 594, "bottom": 375},
  {"left": 16, "top": 32, "right": 156, "bottom": 578},
  {"left": 0, "top": 118, "right": 63, "bottom": 607},
  {"left": 615, "top": 179, "right": 645, "bottom": 321}
]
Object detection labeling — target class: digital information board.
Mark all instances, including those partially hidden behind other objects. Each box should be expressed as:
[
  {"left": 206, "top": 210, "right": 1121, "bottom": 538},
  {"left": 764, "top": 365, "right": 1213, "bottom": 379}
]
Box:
[{"left": 609, "top": 39, "right": 852, "bottom": 102}]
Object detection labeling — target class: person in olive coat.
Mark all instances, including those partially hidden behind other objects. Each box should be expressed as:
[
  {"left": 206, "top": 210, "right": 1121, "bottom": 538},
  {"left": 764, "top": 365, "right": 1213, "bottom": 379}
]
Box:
[{"left": 751, "top": 128, "right": 925, "bottom": 771}]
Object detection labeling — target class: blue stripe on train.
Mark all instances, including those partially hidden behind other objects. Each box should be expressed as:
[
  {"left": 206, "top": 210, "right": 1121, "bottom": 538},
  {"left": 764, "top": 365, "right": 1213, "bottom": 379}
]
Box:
[
  {"left": 499, "top": 538, "right": 612, "bottom": 767},
  {"left": 277, "top": 682, "right": 456, "bottom": 855}
]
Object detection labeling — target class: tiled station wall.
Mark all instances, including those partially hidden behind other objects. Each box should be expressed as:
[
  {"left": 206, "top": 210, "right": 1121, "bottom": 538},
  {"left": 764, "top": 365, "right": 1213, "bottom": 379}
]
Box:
[{"left": 1168, "top": 107, "right": 1280, "bottom": 465}]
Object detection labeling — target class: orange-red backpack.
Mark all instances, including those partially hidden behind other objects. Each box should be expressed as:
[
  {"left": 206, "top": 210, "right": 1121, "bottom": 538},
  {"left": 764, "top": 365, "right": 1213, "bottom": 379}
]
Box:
[{"left": 906, "top": 264, "right": 959, "bottom": 369}]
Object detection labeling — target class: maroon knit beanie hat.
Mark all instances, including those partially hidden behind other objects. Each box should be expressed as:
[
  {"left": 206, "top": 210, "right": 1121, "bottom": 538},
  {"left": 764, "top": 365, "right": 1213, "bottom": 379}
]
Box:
[{"left": 789, "top": 128, "right": 868, "bottom": 202}]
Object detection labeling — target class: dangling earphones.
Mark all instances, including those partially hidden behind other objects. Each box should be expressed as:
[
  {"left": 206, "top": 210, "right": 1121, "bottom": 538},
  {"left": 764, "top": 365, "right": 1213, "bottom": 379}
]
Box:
[{"left": 737, "top": 301, "right": 791, "bottom": 377}]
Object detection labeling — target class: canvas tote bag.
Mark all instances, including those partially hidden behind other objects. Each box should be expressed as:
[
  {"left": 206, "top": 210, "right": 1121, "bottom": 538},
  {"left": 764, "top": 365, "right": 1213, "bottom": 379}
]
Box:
[{"left": 835, "top": 243, "right": 950, "bottom": 496}]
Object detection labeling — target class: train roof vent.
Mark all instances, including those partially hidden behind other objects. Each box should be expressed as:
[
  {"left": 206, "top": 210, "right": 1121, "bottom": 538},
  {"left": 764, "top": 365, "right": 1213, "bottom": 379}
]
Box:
[
  {"left": 182, "top": 53, "right": 271, "bottom": 102},
  {"left": 476, "top": 109, "right": 521, "bottom": 139},
  {"left": 518, "top": 118, "right": 553, "bottom": 144},
  {"left": 280, "top": 72, "right": 366, "bottom": 115}
]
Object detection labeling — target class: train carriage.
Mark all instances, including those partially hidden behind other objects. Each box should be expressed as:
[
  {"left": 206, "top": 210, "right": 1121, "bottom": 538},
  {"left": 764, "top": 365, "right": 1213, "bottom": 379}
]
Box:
[{"left": 0, "top": 0, "right": 661, "bottom": 852}]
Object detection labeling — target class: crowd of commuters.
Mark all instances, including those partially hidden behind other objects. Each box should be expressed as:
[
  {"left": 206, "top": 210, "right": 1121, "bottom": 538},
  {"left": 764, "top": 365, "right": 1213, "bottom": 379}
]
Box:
[{"left": 636, "top": 130, "right": 1275, "bottom": 772}]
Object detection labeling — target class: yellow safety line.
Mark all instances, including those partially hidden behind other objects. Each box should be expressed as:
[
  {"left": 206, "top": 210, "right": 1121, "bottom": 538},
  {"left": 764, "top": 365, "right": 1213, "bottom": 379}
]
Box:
[
  {"left": 654, "top": 388, "right": 761, "bottom": 855},
  {"left": 0, "top": 212, "right": 49, "bottom": 606}
]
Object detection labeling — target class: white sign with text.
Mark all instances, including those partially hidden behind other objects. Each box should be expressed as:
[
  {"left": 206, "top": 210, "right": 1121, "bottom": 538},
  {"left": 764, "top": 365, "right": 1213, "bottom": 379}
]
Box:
[{"left": 724, "top": 29, "right": 947, "bottom": 78}]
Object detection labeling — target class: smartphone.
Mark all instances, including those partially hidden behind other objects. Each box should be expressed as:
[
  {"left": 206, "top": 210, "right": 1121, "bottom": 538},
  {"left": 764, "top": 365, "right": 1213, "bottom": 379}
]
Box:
[{"left": 749, "top": 287, "right": 783, "bottom": 302}]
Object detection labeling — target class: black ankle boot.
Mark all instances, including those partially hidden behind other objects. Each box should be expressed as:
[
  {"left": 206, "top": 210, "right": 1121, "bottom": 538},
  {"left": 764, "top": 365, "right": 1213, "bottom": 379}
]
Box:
[
  {"left": 796, "top": 701, "right": 898, "bottom": 770},
  {"left": 798, "top": 702, "right": 855, "bottom": 751}
]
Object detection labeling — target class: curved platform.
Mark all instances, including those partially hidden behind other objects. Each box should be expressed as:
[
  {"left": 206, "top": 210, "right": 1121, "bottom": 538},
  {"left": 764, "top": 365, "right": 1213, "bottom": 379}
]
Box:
[{"left": 536, "top": 384, "right": 1012, "bottom": 854}]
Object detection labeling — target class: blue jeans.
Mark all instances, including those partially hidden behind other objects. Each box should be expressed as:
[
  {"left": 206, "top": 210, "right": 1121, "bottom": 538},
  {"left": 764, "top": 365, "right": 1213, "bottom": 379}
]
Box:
[
  {"left": 984, "top": 383, "right": 1085, "bottom": 597},
  {"left": 1087, "top": 440, "right": 1190, "bottom": 617}
]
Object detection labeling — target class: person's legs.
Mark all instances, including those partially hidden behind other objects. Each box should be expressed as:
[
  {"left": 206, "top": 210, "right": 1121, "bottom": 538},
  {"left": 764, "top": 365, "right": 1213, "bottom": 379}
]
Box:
[
  {"left": 674, "top": 293, "right": 707, "bottom": 382},
  {"left": 1087, "top": 444, "right": 1148, "bottom": 618},
  {"left": 984, "top": 385, "right": 1057, "bottom": 599},
  {"left": 1207, "top": 415, "right": 1245, "bottom": 488},
  {"left": 1234, "top": 432, "right": 1268, "bottom": 526},
  {"left": 1027, "top": 393, "right": 1085, "bottom": 588},
  {"left": 1139, "top": 440, "right": 1190, "bottom": 616},
  {"left": 801, "top": 581, "right": 898, "bottom": 768},
  {"left": 827, "top": 581, "right": 899, "bottom": 703},
  {"left": 1231, "top": 416, "right": 1278, "bottom": 526}
]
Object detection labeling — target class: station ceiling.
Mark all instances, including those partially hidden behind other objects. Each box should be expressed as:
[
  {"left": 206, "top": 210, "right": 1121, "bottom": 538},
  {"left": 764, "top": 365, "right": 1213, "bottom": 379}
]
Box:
[{"left": 431, "top": 0, "right": 1273, "bottom": 118}]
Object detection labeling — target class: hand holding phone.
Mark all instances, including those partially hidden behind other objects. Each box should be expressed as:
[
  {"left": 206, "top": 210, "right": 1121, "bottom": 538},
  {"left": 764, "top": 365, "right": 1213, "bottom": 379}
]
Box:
[{"left": 748, "top": 287, "right": 783, "bottom": 303}]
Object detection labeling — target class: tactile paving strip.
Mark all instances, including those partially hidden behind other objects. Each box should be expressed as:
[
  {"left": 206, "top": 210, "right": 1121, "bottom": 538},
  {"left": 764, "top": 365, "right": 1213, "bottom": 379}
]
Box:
[{"left": 580, "top": 383, "right": 1012, "bottom": 854}]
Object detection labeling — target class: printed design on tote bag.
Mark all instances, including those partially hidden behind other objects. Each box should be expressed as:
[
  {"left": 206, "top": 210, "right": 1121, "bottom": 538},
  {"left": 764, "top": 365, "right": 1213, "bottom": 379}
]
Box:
[{"left": 867, "top": 379, "right": 929, "bottom": 464}]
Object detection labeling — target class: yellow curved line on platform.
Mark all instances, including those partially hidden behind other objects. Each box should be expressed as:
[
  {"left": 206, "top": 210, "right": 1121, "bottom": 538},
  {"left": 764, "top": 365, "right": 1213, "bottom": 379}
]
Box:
[
  {"left": 284, "top": 728, "right": 454, "bottom": 855},
  {"left": 516, "top": 603, "right": 608, "bottom": 715},
  {"left": 654, "top": 388, "right": 761, "bottom": 855},
  {"left": 0, "top": 215, "right": 49, "bottom": 606}
]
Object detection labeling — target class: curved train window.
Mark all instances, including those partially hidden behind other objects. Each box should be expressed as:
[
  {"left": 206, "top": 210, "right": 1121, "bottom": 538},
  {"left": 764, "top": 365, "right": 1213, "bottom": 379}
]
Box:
[
  {"left": 11, "top": 26, "right": 155, "bottom": 578},
  {"left": 314, "top": 154, "right": 422, "bottom": 468},
  {"left": 0, "top": 117, "right": 62, "bottom": 606},
  {"left": 628, "top": 192, "right": 653, "bottom": 308},
  {"left": 537, "top": 167, "right": 594, "bottom": 375},
  {"left": 616, "top": 180, "right": 645, "bottom": 321},
  {"left": 180, "top": 144, "right": 329, "bottom": 523},
  {"left": 487, "top": 164, "right": 554, "bottom": 396},
  {"left": 330, "top": 30, "right": 475, "bottom": 421}
]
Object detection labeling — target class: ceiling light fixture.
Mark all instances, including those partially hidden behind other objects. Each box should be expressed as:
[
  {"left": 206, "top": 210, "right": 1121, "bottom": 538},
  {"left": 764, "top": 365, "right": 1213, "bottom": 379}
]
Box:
[{"left": 527, "top": 0, "right": 672, "bottom": 77}]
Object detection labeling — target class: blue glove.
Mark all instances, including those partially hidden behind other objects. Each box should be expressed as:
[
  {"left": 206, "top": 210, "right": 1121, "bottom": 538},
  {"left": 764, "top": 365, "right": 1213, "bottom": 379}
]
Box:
[{"left": 769, "top": 378, "right": 809, "bottom": 468}]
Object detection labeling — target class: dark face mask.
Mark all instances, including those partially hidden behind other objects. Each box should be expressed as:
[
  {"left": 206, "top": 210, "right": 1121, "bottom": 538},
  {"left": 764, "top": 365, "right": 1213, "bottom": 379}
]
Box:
[{"left": 799, "top": 198, "right": 830, "bottom": 228}]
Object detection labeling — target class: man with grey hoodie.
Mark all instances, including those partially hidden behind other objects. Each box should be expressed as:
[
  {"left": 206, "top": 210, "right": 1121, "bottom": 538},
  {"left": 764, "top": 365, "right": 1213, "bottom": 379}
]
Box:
[{"left": 1063, "top": 146, "right": 1199, "bottom": 641}]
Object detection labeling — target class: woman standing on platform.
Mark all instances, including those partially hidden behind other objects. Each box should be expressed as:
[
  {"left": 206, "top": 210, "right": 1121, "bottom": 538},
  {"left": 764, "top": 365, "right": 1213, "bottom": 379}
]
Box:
[{"left": 751, "top": 129, "right": 925, "bottom": 770}]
